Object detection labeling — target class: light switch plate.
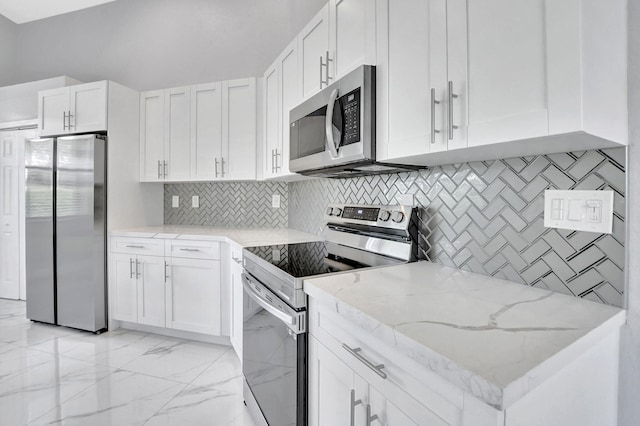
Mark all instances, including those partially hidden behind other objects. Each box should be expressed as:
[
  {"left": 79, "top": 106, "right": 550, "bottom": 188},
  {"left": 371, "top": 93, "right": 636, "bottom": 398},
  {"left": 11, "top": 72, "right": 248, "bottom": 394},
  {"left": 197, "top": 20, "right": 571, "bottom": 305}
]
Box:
[
  {"left": 272, "top": 194, "right": 281, "bottom": 208},
  {"left": 192, "top": 196, "right": 199, "bottom": 208},
  {"left": 544, "top": 190, "right": 614, "bottom": 234},
  {"left": 172, "top": 195, "right": 179, "bottom": 208},
  {"left": 396, "top": 194, "right": 415, "bottom": 206}
]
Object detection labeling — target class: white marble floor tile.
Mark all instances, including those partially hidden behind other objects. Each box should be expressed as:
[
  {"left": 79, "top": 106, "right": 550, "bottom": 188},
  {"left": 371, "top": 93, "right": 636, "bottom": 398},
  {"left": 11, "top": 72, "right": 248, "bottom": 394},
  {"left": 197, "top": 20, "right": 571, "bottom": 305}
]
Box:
[
  {"left": 32, "top": 370, "right": 187, "bottom": 426},
  {"left": 191, "top": 348, "right": 244, "bottom": 395},
  {"left": 0, "top": 344, "right": 58, "bottom": 384},
  {"left": 120, "top": 339, "right": 228, "bottom": 384}
]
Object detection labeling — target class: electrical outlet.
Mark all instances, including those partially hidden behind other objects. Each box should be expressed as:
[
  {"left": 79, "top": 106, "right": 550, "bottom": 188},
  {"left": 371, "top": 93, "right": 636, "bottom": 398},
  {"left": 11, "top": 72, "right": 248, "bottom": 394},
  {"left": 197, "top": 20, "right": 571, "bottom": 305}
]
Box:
[
  {"left": 272, "top": 194, "right": 281, "bottom": 208},
  {"left": 544, "top": 190, "right": 614, "bottom": 233},
  {"left": 172, "top": 196, "right": 179, "bottom": 208},
  {"left": 192, "top": 195, "right": 199, "bottom": 208},
  {"left": 396, "top": 194, "right": 415, "bottom": 206}
]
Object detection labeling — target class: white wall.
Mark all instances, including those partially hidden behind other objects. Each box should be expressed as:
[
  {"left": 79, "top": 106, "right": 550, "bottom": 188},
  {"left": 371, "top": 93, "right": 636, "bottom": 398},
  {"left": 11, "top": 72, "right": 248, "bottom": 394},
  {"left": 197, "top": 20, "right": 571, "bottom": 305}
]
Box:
[
  {"left": 620, "top": 2, "right": 640, "bottom": 424},
  {"left": 7, "top": 0, "right": 327, "bottom": 91},
  {"left": 0, "top": 14, "right": 17, "bottom": 86}
]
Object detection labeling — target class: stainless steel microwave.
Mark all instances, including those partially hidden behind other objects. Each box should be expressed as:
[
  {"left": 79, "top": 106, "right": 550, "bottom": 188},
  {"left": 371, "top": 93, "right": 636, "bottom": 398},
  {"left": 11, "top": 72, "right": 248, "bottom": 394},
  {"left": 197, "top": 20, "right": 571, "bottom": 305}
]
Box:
[{"left": 289, "top": 65, "right": 420, "bottom": 178}]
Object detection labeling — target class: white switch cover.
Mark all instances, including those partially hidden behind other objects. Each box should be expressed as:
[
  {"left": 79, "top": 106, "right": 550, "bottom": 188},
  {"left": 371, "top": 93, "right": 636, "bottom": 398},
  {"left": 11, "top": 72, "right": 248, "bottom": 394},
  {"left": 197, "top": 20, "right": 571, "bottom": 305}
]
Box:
[
  {"left": 172, "top": 196, "right": 179, "bottom": 208},
  {"left": 396, "top": 194, "right": 415, "bottom": 206},
  {"left": 272, "top": 194, "right": 281, "bottom": 208},
  {"left": 192, "top": 196, "right": 199, "bottom": 208},
  {"left": 544, "top": 190, "right": 614, "bottom": 233},
  {"left": 272, "top": 248, "right": 281, "bottom": 262}
]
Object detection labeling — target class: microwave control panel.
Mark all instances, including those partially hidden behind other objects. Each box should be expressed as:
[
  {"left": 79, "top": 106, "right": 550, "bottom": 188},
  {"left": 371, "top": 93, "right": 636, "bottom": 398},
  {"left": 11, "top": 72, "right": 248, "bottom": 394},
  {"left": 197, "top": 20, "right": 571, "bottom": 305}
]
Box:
[{"left": 341, "top": 88, "right": 361, "bottom": 145}]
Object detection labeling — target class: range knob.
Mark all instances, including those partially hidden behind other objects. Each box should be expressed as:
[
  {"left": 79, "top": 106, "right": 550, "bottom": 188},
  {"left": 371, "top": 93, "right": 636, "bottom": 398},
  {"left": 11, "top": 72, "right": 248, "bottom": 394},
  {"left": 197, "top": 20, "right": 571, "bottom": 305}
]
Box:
[
  {"left": 379, "top": 210, "right": 391, "bottom": 221},
  {"left": 334, "top": 207, "right": 343, "bottom": 216},
  {"left": 326, "top": 207, "right": 333, "bottom": 216},
  {"left": 391, "top": 211, "right": 405, "bottom": 223}
]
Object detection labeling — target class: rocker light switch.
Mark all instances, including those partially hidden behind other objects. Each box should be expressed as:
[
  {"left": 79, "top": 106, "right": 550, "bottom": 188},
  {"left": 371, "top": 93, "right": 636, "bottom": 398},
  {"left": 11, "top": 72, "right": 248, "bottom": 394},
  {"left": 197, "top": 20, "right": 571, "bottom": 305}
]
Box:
[
  {"left": 192, "top": 196, "right": 200, "bottom": 208},
  {"left": 544, "top": 190, "right": 614, "bottom": 234},
  {"left": 172, "top": 196, "right": 179, "bottom": 208}
]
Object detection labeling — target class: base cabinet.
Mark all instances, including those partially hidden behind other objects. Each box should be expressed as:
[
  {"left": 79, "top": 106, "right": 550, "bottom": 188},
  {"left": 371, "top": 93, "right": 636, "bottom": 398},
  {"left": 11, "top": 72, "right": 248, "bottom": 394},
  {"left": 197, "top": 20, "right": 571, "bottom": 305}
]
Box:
[{"left": 229, "top": 243, "right": 244, "bottom": 359}]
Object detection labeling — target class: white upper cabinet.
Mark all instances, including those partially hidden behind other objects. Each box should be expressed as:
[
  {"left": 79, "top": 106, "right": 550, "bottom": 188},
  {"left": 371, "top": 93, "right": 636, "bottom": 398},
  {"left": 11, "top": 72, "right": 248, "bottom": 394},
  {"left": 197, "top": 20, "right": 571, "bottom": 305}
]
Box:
[
  {"left": 222, "top": 78, "right": 257, "bottom": 181},
  {"left": 38, "top": 81, "right": 108, "bottom": 137},
  {"left": 298, "top": 4, "right": 330, "bottom": 98},
  {"left": 329, "top": 0, "right": 376, "bottom": 79},
  {"left": 263, "top": 60, "right": 280, "bottom": 180},
  {"left": 140, "top": 79, "right": 256, "bottom": 182},
  {"left": 140, "top": 90, "right": 165, "bottom": 182},
  {"left": 164, "top": 87, "right": 191, "bottom": 181},
  {"left": 191, "top": 83, "right": 223, "bottom": 181}
]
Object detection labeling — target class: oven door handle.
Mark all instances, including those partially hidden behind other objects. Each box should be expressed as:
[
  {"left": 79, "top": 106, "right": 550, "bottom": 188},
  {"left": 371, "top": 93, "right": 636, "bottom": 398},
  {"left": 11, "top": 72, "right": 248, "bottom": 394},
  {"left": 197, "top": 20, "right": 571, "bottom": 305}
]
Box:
[
  {"left": 242, "top": 273, "right": 303, "bottom": 332},
  {"left": 325, "top": 88, "right": 340, "bottom": 159}
]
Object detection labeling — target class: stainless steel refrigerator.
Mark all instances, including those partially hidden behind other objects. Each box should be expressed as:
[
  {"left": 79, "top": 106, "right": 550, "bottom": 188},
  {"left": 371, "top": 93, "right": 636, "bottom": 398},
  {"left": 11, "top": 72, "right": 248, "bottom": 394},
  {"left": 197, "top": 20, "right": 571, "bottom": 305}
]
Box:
[{"left": 24, "top": 134, "right": 107, "bottom": 332}]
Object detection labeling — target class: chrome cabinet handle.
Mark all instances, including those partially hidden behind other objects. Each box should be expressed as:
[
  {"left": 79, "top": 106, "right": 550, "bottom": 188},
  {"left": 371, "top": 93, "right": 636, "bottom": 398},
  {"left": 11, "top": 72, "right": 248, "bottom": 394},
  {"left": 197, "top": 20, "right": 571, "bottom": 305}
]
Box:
[
  {"left": 221, "top": 157, "right": 225, "bottom": 178},
  {"left": 63, "top": 111, "right": 68, "bottom": 130},
  {"left": 430, "top": 88, "right": 441, "bottom": 144},
  {"left": 325, "top": 50, "right": 333, "bottom": 84},
  {"left": 366, "top": 404, "right": 379, "bottom": 426},
  {"left": 448, "top": 81, "right": 459, "bottom": 141},
  {"left": 231, "top": 256, "right": 242, "bottom": 264},
  {"left": 135, "top": 259, "right": 141, "bottom": 279},
  {"left": 164, "top": 261, "right": 169, "bottom": 282},
  {"left": 350, "top": 390, "right": 362, "bottom": 426},
  {"left": 319, "top": 55, "right": 324, "bottom": 88},
  {"left": 129, "top": 258, "right": 135, "bottom": 279},
  {"left": 342, "top": 344, "right": 387, "bottom": 379},
  {"left": 157, "top": 160, "right": 162, "bottom": 179},
  {"left": 271, "top": 149, "right": 275, "bottom": 174},
  {"left": 214, "top": 157, "right": 219, "bottom": 178},
  {"left": 125, "top": 245, "right": 144, "bottom": 249},
  {"left": 68, "top": 111, "right": 74, "bottom": 130},
  {"left": 325, "top": 88, "right": 340, "bottom": 159},
  {"left": 274, "top": 149, "right": 280, "bottom": 172},
  {"left": 179, "top": 248, "right": 200, "bottom": 252},
  {"left": 163, "top": 161, "right": 168, "bottom": 178}
]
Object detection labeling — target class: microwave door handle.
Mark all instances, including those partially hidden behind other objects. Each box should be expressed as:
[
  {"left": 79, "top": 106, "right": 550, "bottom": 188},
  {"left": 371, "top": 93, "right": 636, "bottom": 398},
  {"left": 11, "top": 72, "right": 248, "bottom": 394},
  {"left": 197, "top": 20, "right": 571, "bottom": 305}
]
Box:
[{"left": 325, "top": 88, "right": 340, "bottom": 159}]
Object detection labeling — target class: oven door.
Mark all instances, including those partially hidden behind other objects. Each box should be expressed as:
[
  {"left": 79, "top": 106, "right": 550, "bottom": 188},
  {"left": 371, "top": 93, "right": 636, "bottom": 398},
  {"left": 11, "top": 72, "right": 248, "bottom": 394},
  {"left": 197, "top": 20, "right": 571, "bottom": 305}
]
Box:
[{"left": 242, "top": 272, "right": 307, "bottom": 426}]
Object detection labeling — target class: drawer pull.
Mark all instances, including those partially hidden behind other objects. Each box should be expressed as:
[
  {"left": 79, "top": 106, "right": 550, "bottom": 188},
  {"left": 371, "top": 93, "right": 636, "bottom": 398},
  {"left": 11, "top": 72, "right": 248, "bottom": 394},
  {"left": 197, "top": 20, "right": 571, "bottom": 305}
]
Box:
[
  {"left": 126, "top": 245, "right": 145, "bottom": 249},
  {"left": 342, "top": 344, "right": 387, "bottom": 379},
  {"left": 179, "top": 248, "right": 200, "bottom": 252},
  {"left": 231, "top": 256, "right": 242, "bottom": 264}
]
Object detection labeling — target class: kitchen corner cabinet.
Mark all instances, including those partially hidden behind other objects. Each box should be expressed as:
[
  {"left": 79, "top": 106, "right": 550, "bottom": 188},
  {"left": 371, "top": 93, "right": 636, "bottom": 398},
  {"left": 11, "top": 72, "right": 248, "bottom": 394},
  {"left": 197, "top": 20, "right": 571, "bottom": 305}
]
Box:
[
  {"left": 140, "top": 78, "right": 256, "bottom": 182},
  {"left": 376, "top": 0, "right": 627, "bottom": 166},
  {"left": 38, "top": 81, "right": 108, "bottom": 137}
]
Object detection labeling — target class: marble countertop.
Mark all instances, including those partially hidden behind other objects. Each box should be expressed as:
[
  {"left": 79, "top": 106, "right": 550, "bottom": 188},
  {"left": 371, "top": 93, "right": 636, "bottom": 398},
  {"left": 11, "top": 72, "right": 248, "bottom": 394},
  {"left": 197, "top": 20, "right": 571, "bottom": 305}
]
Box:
[
  {"left": 304, "top": 261, "right": 625, "bottom": 410},
  {"left": 110, "top": 225, "right": 321, "bottom": 247}
]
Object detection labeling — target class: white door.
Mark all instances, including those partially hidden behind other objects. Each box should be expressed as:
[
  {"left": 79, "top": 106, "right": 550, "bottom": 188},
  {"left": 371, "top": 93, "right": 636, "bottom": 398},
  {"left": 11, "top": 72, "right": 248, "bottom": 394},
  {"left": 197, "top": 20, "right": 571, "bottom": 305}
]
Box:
[
  {"left": 0, "top": 131, "right": 20, "bottom": 299},
  {"left": 166, "top": 257, "right": 221, "bottom": 335},
  {"left": 137, "top": 255, "right": 166, "bottom": 327},
  {"left": 38, "top": 87, "right": 69, "bottom": 136},
  {"left": 377, "top": 0, "right": 448, "bottom": 161},
  {"left": 164, "top": 87, "right": 191, "bottom": 181},
  {"left": 263, "top": 61, "right": 280, "bottom": 179},
  {"left": 279, "top": 39, "right": 300, "bottom": 177},
  {"left": 112, "top": 253, "right": 138, "bottom": 322},
  {"left": 222, "top": 78, "right": 256, "bottom": 181},
  {"left": 140, "top": 90, "right": 165, "bottom": 182},
  {"left": 191, "top": 83, "right": 223, "bottom": 180},
  {"left": 69, "top": 81, "right": 108, "bottom": 133},
  {"left": 329, "top": 0, "right": 376, "bottom": 79},
  {"left": 308, "top": 336, "right": 356, "bottom": 426},
  {"left": 298, "top": 4, "right": 330, "bottom": 98},
  {"left": 465, "top": 0, "right": 549, "bottom": 147}
]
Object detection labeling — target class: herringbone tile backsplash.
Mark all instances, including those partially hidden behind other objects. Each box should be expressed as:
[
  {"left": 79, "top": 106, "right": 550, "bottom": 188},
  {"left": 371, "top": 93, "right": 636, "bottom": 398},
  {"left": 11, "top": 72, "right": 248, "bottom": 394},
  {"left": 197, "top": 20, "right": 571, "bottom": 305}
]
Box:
[
  {"left": 164, "top": 181, "right": 288, "bottom": 228},
  {"left": 289, "top": 148, "right": 626, "bottom": 307}
]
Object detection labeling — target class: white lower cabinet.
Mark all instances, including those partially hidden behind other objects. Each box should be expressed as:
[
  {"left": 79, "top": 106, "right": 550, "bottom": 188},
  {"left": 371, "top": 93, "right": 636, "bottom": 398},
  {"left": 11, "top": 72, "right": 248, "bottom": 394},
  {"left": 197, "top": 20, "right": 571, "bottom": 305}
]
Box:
[
  {"left": 229, "top": 243, "right": 244, "bottom": 359},
  {"left": 110, "top": 238, "right": 224, "bottom": 337},
  {"left": 165, "top": 257, "right": 221, "bottom": 335}
]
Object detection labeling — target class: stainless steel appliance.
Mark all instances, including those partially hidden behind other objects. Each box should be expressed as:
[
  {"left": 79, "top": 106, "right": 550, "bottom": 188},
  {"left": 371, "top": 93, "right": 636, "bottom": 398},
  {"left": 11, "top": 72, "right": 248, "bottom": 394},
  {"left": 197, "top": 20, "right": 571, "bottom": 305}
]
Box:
[
  {"left": 242, "top": 204, "right": 417, "bottom": 425},
  {"left": 289, "top": 65, "right": 420, "bottom": 178},
  {"left": 24, "top": 134, "right": 107, "bottom": 333}
]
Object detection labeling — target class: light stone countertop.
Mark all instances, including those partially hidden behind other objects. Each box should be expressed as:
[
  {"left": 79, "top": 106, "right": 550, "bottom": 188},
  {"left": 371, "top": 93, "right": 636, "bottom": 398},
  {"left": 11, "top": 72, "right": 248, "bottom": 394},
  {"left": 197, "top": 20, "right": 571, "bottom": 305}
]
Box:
[
  {"left": 110, "top": 225, "right": 322, "bottom": 247},
  {"left": 303, "top": 260, "right": 626, "bottom": 410}
]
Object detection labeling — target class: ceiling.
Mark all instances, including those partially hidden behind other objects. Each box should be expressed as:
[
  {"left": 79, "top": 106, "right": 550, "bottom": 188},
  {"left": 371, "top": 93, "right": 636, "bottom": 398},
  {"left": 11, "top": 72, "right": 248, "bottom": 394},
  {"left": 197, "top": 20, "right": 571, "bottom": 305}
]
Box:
[{"left": 0, "top": 0, "right": 117, "bottom": 24}]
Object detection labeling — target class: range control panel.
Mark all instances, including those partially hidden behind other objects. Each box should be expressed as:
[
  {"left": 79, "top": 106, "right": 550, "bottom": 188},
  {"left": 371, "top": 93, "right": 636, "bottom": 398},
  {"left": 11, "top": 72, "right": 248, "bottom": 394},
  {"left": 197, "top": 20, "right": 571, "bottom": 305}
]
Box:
[
  {"left": 325, "top": 204, "right": 411, "bottom": 228},
  {"left": 342, "top": 206, "right": 379, "bottom": 221}
]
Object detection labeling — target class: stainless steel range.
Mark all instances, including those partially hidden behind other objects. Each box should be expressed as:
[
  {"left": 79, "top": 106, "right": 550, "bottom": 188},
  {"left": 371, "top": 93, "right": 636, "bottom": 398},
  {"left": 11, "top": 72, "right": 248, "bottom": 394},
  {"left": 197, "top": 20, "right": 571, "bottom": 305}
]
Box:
[{"left": 241, "top": 204, "right": 418, "bottom": 426}]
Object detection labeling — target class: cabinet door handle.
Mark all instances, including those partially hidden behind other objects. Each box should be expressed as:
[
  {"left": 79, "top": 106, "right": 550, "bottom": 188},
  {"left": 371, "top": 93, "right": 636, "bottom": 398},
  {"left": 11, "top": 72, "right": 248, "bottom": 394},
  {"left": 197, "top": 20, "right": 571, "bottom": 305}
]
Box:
[
  {"left": 448, "top": 81, "right": 459, "bottom": 141},
  {"left": 274, "top": 149, "right": 280, "bottom": 172},
  {"left": 325, "top": 50, "right": 333, "bottom": 84},
  {"left": 163, "top": 161, "right": 168, "bottom": 178},
  {"left": 68, "top": 111, "right": 74, "bottom": 130},
  {"left": 221, "top": 157, "right": 225, "bottom": 178},
  {"left": 129, "top": 258, "right": 135, "bottom": 279},
  {"left": 157, "top": 160, "right": 162, "bottom": 179},
  {"left": 63, "top": 111, "right": 68, "bottom": 130},
  {"left": 179, "top": 248, "right": 200, "bottom": 252},
  {"left": 350, "top": 389, "right": 362, "bottom": 426},
  {"left": 214, "top": 157, "right": 219, "bottom": 178},
  {"left": 135, "top": 259, "right": 141, "bottom": 279},
  {"left": 271, "top": 149, "right": 275, "bottom": 174},
  {"left": 231, "top": 256, "right": 242, "bottom": 264},
  {"left": 342, "top": 344, "right": 387, "bottom": 379},
  {"left": 319, "top": 55, "right": 325, "bottom": 88},
  {"left": 164, "top": 260, "right": 169, "bottom": 282},
  {"left": 126, "top": 245, "right": 144, "bottom": 249},
  {"left": 430, "top": 88, "right": 441, "bottom": 144},
  {"left": 366, "top": 404, "right": 379, "bottom": 426}
]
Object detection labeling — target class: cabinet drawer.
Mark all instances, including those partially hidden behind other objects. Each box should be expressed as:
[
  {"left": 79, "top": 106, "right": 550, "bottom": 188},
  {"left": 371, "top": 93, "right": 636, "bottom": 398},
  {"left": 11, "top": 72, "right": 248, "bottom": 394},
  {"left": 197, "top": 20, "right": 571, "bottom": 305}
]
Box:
[
  {"left": 111, "top": 237, "right": 165, "bottom": 256},
  {"left": 169, "top": 240, "right": 221, "bottom": 260}
]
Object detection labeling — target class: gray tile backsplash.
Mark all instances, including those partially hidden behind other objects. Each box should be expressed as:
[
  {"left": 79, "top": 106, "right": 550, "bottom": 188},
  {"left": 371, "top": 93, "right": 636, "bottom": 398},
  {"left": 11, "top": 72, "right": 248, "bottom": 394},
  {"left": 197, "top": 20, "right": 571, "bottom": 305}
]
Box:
[
  {"left": 164, "top": 181, "right": 288, "bottom": 228},
  {"left": 288, "top": 148, "right": 626, "bottom": 307}
]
